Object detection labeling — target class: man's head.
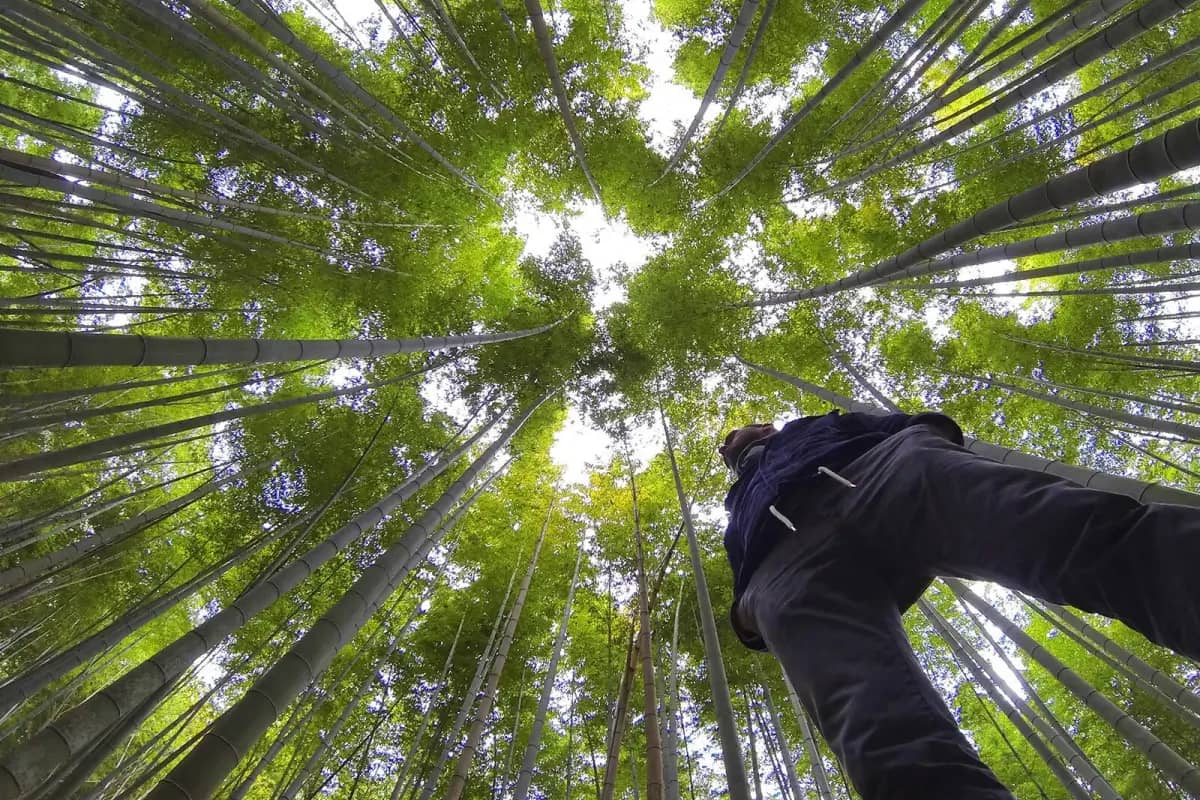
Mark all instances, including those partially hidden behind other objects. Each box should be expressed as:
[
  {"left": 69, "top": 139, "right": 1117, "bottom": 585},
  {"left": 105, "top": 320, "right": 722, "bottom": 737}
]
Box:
[{"left": 719, "top": 423, "right": 778, "bottom": 471}]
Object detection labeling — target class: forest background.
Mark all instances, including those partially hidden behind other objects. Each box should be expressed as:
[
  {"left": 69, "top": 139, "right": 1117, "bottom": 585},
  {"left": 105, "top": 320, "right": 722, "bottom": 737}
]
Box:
[{"left": 1, "top": 0, "right": 1200, "bottom": 798}]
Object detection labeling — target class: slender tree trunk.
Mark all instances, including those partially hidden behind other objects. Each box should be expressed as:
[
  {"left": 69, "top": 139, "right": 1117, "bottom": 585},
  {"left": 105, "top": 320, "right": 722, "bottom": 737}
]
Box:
[
  {"left": 0, "top": 362, "right": 443, "bottom": 482},
  {"left": 0, "top": 164, "right": 360, "bottom": 262},
  {"left": 512, "top": 545, "right": 583, "bottom": 800},
  {"left": 909, "top": 242, "right": 1200, "bottom": 291},
  {"left": 988, "top": 371, "right": 1200, "bottom": 420},
  {"left": 843, "top": 0, "right": 987, "bottom": 145},
  {"left": 490, "top": 0, "right": 519, "bottom": 43},
  {"left": 0, "top": 146, "right": 382, "bottom": 228},
  {"left": 143, "top": 398, "right": 549, "bottom": 800},
  {"left": 277, "top": 577, "right": 448, "bottom": 800},
  {"left": 1026, "top": 598, "right": 1200, "bottom": 729},
  {"left": 565, "top": 684, "right": 575, "bottom": 800},
  {"left": 655, "top": 0, "right": 760, "bottom": 180},
  {"left": 84, "top": 620, "right": 307, "bottom": 800},
  {"left": 630, "top": 460, "right": 665, "bottom": 800},
  {"left": 522, "top": 0, "right": 602, "bottom": 203},
  {"left": 714, "top": 0, "right": 930, "bottom": 198},
  {"left": 499, "top": 666, "right": 527, "bottom": 795},
  {"left": 0, "top": 361, "right": 276, "bottom": 408},
  {"left": 760, "top": 682, "right": 803, "bottom": 800},
  {"left": 1000, "top": 334, "right": 1200, "bottom": 375},
  {"left": 389, "top": 617, "right": 467, "bottom": 800},
  {"left": 0, "top": 456, "right": 166, "bottom": 545},
  {"left": 706, "top": 0, "right": 778, "bottom": 143},
  {"left": 756, "top": 118, "right": 1200, "bottom": 304},
  {"left": 743, "top": 687, "right": 763, "bottom": 800},
  {"left": 220, "top": 0, "right": 495, "bottom": 200},
  {"left": 904, "top": 65, "right": 1200, "bottom": 204},
  {"left": 935, "top": 0, "right": 1033, "bottom": 92},
  {"left": 6, "top": 359, "right": 327, "bottom": 436},
  {"left": 280, "top": 678, "right": 378, "bottom": 799},
  {"left": 950, "top": 588, "right": 1117, "bottom": 797},
  {"left": 963, "top": 372, "right": 1200, "bottom": 443},
  {"left": 753, "top": 695, "right": 790, "bottom": 800},
  {"left": 662, "top": 580, "right": 683, "bottom": 800},
  {"left": 676, "top": 693, "right": 699, "bottom": 800},
  {"left": 600, "top": 612, "right": 638, "bottom": 800},
  {"left": 581, "top": 701, "right": 604, "bottom": 800},
  {"left": 599, "top": 526, "right": 684, "bottom": 800},
  {"left": 3, "top": 1, "right": 371, "bottom": 197},
  {"left": 949, "top": 579, "right": 1200, "bottom": 796},
  {"left": 0, "top": 320, "right": 557, "bottom": 367},
  {"left": 0, "top": 468, "right": 240, "bottom": 593},
  {"left": 781, "top": 668, "right": 834, "bottom": 800},
  {"left": 825, "top": 340, "right": 902, "bottom": 412},
  {"left": 0, "top": 512, "right": 308, "bottom": 717},
  {"left": 444, "top": 500, "right": 552, "bottom": 800},
  {"left": 844, "top": 0, "right": 1126, "bottom": 159},
  {"left": 919, "top": 599, "right": 1101, "bottom": 800},
  {"left": 659, "top": 403, "right": 751, "bottom": 800},
  {"left": 827, "top": 0, "right": 1197, "bottom": 193},
  {"left": 184, "top": 0, "right": 434, "bottom": 163},
  {"left": 414, "top": 0, "right": 505, "bottom": 97},
  {"left": 416, "top": 538, "right": 523, "bottom": 800},
  {"left": 956, "top": 279, "right": 1200, "bottom": 298}
]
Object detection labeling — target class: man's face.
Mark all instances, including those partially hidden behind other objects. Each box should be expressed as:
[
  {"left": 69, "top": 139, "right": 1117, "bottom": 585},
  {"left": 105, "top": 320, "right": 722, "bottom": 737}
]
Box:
[{"left": 719, "top": 423, "right": 778, "bottom": 470}]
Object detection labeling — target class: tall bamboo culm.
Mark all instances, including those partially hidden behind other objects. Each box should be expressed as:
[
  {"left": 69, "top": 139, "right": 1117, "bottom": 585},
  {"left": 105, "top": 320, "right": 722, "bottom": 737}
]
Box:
[
  {"left": 511, "top": 546, "right": 583, "bottom": 800},
  {"left": 443, "top": 500, "right": 553, "bottom": 800},
  {"left": 659, "top": 404, "right": 752, "bottom": 800}
]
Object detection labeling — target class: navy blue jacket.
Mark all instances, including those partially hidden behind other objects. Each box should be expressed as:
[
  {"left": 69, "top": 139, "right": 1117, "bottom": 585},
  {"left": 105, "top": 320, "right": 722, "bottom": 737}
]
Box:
[{"left": 724, "top": 410, "right": 963, "bottom": 647}]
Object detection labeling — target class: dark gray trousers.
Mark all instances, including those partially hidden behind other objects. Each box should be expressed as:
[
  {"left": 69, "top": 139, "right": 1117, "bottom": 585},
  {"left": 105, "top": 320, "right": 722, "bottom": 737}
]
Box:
[{"left": 737, "top": 425, "right": 1200, "bottom": 800}]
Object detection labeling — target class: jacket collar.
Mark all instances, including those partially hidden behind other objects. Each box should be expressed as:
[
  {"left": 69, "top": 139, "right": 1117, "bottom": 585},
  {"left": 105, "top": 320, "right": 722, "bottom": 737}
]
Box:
[{"left": 734, "top": 443, "right": 767, "bottom": 478}]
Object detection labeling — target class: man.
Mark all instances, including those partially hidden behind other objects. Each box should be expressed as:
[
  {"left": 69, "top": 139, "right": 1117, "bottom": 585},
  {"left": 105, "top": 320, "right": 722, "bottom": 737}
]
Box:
[{"left": 720, "top": 409, "right": 1200, "bottom": 799}]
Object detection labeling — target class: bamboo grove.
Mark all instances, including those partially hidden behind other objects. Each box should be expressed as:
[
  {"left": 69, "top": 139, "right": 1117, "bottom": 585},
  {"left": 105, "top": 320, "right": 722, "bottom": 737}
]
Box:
[{"left": 0, "top": 0, "right": 1198, "bottom": 797}]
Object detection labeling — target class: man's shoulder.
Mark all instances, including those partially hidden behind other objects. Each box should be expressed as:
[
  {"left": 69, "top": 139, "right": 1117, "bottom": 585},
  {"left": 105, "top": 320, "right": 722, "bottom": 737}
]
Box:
[
  {"left": 780, "top": 410, "right": 839, "bottom": 429},
  {"left": 775, "top": 411, "right": 839, "bottom": 438},
  {"left": 780, "top": 409, "right": 917, "bottom": 436}
]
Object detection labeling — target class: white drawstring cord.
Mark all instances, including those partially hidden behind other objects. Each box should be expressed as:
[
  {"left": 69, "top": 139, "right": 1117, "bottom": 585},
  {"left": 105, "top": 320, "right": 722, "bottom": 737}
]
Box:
[
  {"left": 768, "top": 505, "right": 796, "bottom": 531},
  {"left": 817, "top": 466, "right": 856, "bottom": 488}
]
